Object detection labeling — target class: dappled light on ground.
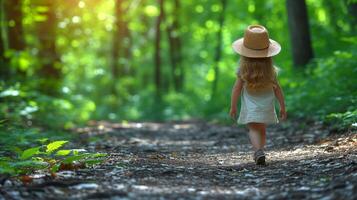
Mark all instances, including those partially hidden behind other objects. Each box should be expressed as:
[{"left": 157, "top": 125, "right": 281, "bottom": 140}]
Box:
[{"left": 2, "top": 121, "right": 356, "bottom": 199}]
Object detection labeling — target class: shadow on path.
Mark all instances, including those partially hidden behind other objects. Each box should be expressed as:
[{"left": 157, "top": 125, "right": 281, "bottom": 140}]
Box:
[{"left": 1, "top": 120, "right": 356, "bottom": 199}]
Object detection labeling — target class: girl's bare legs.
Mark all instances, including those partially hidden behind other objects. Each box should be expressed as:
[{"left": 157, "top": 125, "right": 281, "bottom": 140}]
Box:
[
  {"left": 247, "top": 122, "right": 266, "bottom": 150},
  {"left": 247, "top": 122, "right": 267, "bottom": 165}
]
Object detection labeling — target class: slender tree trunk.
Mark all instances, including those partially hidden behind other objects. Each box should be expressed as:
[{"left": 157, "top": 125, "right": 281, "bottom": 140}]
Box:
[
  {"left": 176, "top": 34, "right": 184, "bottom": 91},
  {"left": 0, "top": 0, "right": 5, "bottom": 61},
  {"left": 286, "top": 0, "right": 314, "bottom": 67},
  {"left": 111, "top": 0, "right": 130, "bottom": 77},
  {"left": 111, "top": 0, "right": 131, "bottom": 95},
  {"left": 0, "top": 36, "right": 6, "bottom": 79},
  {"left": 0, "top": 30, "right": 4, "bottom": 61},
  {"left": 167, "top": 27, "right": 176, "bottom": 91},
  {"left": 167, "top": 0, "right": 184, "bottom": 92},
  {"left": 211, "top": 0, "right": 227, "bottom": 99},
  {"left": 154, "top": 0, "right": 164, "bottom": 100},
  {"left": 0, "top": 0, "right": 7, "bottom": 80},
  {"left": 4, "top": 0, "right": 24, "bottom": 50},
  {"left": 138, "top": 0, "right": 150, "bottom": 88},
  {"left": 37, "top": 1, "right": 61, "bottom": 96},
  {"left": 345, "top": 1, "right": 357, "bottom": 33},
  {"left": 111, "top": 0, "right": 123, "bottom": 94},
  {"left": 123, "top": 27, "right": 132, "bottom": 75}
]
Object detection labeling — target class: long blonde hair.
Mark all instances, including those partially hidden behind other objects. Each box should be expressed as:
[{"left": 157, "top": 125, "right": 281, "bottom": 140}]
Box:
[{"left": 239, "top": 56, "right": 277, "bottom": 91}]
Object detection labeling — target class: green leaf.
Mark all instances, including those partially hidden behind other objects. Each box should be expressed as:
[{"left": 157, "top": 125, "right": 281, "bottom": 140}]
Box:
[
  {"left": 20, "top": 147, "right": 41, "bottom": 160},
  {"left": 37, "top": 138, "right": 49, "bottom": 144},
  {"left": 56, "top": 150, "right": 71, "bottom": 156},
  {"left": 0, "top": 161, "right": 15, "bottom": 174},
  {"left": 46, "top": 141, "right": 68, "bottom": 153},
  {"left": 11, "top": 160, "right": 48, "bottom": 169},
  {"left": 91, "top": 153, "right": 107, "bottom": 158},
  {"left": 50, "top": 163, "right": 60, "bottom": 172},
  {"left": 62, "top": 154, "right": 88, "bottom": 164}
]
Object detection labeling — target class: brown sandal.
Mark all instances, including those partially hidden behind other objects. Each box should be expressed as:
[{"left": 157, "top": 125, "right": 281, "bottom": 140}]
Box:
[{"left": 254, "top": 149, "right": 266, "bottom": 165}]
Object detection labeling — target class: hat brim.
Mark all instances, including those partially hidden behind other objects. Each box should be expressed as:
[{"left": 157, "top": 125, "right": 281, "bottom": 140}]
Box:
[{"left": 232, "top": 38, "right": 281, "bottom": 58}]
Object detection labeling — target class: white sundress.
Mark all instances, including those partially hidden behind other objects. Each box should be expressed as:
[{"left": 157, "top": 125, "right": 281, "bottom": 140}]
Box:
[
  {"left": 236, "top": 67, "right": 279, "bottom": 125},
  {"left": 237, "top": 85, "right": 279, "bottom": 124}
]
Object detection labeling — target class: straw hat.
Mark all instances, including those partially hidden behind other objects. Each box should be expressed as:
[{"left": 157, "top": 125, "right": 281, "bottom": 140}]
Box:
[{"left": 232, "top": 25, "right": 281, "bottom": 58}]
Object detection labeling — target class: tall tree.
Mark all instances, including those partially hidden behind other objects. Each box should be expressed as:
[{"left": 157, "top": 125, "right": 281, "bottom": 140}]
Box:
[
  {"left": 111, "top": 0, "right": 131, "bottom": 94},
  {"left": 0, "top": 29, "right": 4, "bottom": 62},
  {"left": 36, "top": 0, "right": 61, "bottom": 96},
  {"left": 345, "top": 0, "right": 357, "bottom": 33},
  {"left": 286, "top": 0, "right": 314, "bottom": 67},
  {"left": 0, "top": 34, "right": 6, "bottom": 80},
  {"left": 0, "top": 0, "right": 7, "bottom": 80},
  {"left": 211, "top": 0, "right": 227, "bottom": 98},
  {"left": 154, "top": 0, "right": 165, "bottom": 100},
  {"left": 166, "top": 0, "right": 184, "bottom": 92},
  {"left": 4, "top": 0, "right": 24, "bottom": 50},
  {"left": 0, "top": 0, "right": 5, "bottom": 61}
]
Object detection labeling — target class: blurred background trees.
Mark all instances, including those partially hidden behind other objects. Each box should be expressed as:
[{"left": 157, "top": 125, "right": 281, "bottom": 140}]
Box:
[
  {"left": 286, "top": 0, "right": 314, "bottom": 67},
  {"left": 0, "top": 0, "right": 356, "bottom": 129},
  {"left": 5, "top": 0, "right": 25, "bottom": 51}
]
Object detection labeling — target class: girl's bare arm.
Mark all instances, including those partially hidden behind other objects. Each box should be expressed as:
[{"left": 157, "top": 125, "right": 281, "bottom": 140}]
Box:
[
  {"left": 273, "top": 82, "right": 287, "bottom": 120},
  {"left": 230, "top": 78, "right": 243, "bottom": 119}
]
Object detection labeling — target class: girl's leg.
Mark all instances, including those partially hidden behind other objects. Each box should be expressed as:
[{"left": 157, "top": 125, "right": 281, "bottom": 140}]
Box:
[
  {"left": 247, "top": 122, "right": 266, "bottom": 150},
  {"left": 247, "top": 122, "right": 267, "bottom": 165}
]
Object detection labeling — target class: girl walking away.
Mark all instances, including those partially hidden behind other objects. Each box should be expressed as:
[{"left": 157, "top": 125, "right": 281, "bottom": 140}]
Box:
[{"left": 229, "top": 25, "right": 287, "bottom": 165}]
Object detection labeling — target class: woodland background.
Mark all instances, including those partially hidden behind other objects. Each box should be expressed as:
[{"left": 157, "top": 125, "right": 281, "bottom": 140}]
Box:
[{"left": 0, "top": 0, "right": 356, "bottom": 175}]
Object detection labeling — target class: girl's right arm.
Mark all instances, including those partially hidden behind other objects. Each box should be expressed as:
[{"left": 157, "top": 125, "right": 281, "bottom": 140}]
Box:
[
  {"left": 273, "top": 81, "right": 287, "bottom": 120},
  {"left": 230, "top": 78, "right": 243, "bottom": 119}
]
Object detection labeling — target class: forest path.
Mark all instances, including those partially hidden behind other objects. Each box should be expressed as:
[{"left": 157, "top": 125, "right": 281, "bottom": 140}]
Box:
[{"left": 4, "top": 121, "right": 357, "bottom": 199}]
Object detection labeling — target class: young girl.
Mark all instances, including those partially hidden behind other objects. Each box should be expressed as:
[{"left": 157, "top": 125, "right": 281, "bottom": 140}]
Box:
[{"left": 229, "top": 25, "right": 287, "bottom": 165}]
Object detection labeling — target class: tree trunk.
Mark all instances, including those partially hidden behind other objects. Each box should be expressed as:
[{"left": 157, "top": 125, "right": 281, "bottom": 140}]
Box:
[
  {"left": 37, "top": 1, "right": 61, "bottom": 96},
  {"left": 345, "top": 1, "right": 357, "bottom": 33},
  {"left": 167, "top": 0, "right": 184, "bottom": 92},
  {"left": 0, "top": 29, "right": 4, "bottom": 61},
  {"left": 0, "top": 0, "right": 7, "bottom": 80},
  {"left": 4, "top": 0, "right": 24, "bottom": 50},
  {"left": 0, "top": 0, "right": 5, "bottom": 60},
  {"left": 211, "top": 0, "right": 227, "bottom": 99},
  {"left": 154, "top": 0, "right": 164, "bottom": 100},
  {"left": 111, "top": 0, "right": 131, "bottom": 95},
  {"left": 138, "top": 0, "right": 150, "bottom": 88},
  {"left": 111, "top": 0, "right": 131, "bottom": 78},
  {"left": 286, "top": 0, "right": 314, "bottom": 67}
]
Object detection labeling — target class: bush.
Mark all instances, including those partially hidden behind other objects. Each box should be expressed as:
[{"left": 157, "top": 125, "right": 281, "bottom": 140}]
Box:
[{"left": 285, "top": 47, "right": 357, "bottom": 129}]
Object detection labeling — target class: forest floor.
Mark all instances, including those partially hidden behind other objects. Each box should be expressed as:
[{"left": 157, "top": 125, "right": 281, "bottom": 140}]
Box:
[{"left": 1, "top": 120, "right": 356, "bottom": 200}]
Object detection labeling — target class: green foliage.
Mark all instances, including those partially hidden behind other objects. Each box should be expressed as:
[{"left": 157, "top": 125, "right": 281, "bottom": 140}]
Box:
[
  {"left": 285, "top": 46, "right": 357, "bottom": 129},
  {"left": 326, "top": 110, "right": 357, "bottom": 131},
  {"left": 1, "top": 0, "right": 356, "bottom": 131},
  {"left": 0, "top": 82, "right": 95, "bottom": 128},
  {"left": 56, "top": 150, "right": 72, "bottom": 156},
  {"left": 0, "top": 125, "right": 106, "bottom": 176},
  {"left": 20, "top": 147, "right": 41, "bottom": 160},
  {"left": 46, "top": 141, "right": 68, "bottom": 153},
  {"left": 0, "top": 138, "right": 106, "bottom": 176}
]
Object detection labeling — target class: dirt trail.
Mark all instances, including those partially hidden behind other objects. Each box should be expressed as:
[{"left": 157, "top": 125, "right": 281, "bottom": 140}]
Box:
[{"left": 1, "top": 121, "right": 356, "bottom": 200}]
